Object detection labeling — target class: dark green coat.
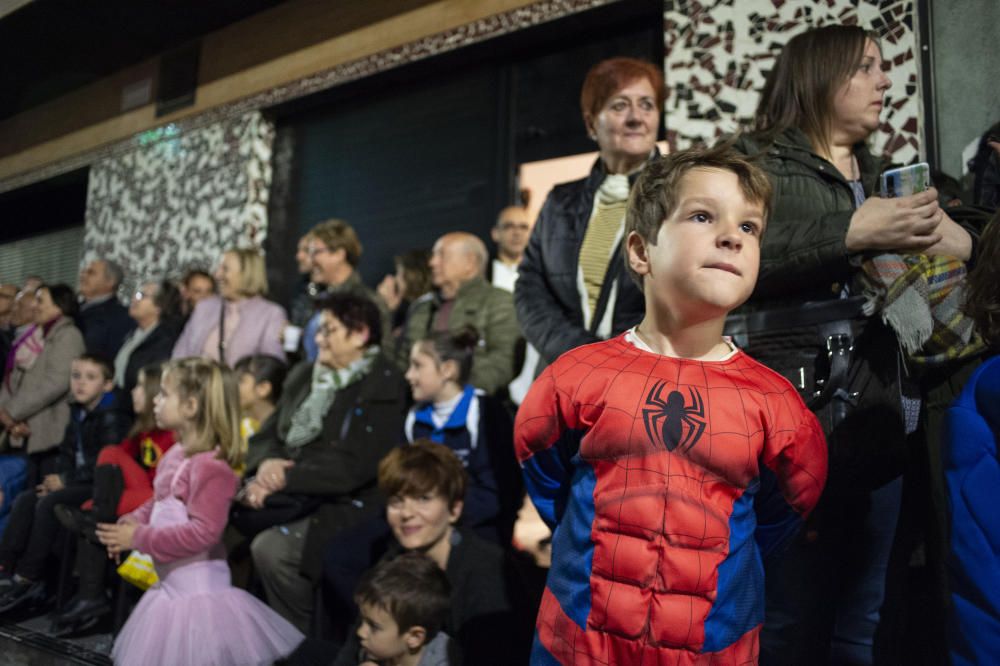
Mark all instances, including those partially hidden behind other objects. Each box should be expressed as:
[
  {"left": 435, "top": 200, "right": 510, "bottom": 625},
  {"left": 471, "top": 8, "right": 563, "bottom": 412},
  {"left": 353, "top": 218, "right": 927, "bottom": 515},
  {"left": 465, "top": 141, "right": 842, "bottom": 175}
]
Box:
[
  {"left": 399, "top": 276, "right": 520, "bottom": 395},
  {"left": 733, "top": 127, "right": 881, "bottom": 307}
]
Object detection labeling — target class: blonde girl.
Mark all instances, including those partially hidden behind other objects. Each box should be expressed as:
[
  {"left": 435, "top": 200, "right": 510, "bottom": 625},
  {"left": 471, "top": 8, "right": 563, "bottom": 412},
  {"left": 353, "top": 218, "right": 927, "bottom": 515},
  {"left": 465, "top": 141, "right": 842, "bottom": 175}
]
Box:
[{"left": 97, "top": 358, "right": 302, "bottom": 666}]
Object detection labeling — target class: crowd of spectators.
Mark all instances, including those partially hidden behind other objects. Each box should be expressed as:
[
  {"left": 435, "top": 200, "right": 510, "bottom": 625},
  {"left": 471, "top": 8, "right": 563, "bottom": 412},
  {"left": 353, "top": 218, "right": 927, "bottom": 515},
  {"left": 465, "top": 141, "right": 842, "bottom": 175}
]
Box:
[{"left": 0, "top": 32, "right": 996, "bottom": 665}]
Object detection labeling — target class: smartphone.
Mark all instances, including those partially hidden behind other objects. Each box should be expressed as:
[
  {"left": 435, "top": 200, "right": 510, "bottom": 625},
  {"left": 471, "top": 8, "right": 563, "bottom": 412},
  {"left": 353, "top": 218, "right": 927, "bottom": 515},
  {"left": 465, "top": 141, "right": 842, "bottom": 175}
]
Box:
[{"left": 880, "top": 162, "right": 930, "bottom": 198}]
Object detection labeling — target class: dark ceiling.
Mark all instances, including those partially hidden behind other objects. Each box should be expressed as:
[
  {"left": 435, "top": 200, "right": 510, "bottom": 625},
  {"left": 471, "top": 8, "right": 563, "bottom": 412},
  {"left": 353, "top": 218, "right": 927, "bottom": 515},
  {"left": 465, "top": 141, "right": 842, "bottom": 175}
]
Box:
[{"left": 0, "top": 0, "right": 287, "bottom": 122}]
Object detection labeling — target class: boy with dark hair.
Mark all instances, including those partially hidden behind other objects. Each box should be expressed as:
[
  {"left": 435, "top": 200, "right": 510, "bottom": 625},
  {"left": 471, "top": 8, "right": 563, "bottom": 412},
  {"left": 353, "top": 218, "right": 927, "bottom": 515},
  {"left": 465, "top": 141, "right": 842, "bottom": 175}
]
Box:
[
  {"left": 0, "top": 352, "right": 132, "bottom": 612},
  {"left": 515, "top": 145, "right": 828, "bottom": 664},
  {"left": 353, "top": 552, "right": 454, "bottom": 666}
]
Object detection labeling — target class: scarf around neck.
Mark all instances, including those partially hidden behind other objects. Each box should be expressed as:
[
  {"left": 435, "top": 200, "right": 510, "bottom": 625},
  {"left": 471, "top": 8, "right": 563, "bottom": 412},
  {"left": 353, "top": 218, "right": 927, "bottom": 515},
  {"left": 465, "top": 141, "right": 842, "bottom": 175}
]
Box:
[{"left": 284, "top": 346, "right": 380, "bottom": 448}]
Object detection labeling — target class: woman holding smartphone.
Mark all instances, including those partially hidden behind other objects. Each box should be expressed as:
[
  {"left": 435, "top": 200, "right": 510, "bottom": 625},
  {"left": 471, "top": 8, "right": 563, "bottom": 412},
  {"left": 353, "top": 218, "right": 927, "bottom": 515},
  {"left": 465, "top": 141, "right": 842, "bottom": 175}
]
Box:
[{"left": 730, "top": 25, "right": 973, "bottom": 666}]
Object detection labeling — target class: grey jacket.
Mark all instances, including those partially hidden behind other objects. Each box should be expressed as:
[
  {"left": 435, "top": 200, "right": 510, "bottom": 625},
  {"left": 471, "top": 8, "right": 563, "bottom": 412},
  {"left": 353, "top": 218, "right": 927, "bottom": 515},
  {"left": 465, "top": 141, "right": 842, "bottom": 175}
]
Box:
[{"left": 0, "top": 317, "right": 85, "bottom": 454}]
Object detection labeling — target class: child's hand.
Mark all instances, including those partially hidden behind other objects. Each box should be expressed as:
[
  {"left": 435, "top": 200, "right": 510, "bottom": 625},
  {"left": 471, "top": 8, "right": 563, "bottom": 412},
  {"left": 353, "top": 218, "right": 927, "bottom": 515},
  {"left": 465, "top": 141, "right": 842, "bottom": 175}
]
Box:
[
  {"left": 257, "top": 458, "right": 294, "bottom": 491},
  {"left": 96, "top": 522, "right": 137, "bottom": 564},
  {"left": 42, "top": 474, "right": 64, "bottom": 493},
  {"left": 10, "top": 422, "right": 30, "bottom": 438}
]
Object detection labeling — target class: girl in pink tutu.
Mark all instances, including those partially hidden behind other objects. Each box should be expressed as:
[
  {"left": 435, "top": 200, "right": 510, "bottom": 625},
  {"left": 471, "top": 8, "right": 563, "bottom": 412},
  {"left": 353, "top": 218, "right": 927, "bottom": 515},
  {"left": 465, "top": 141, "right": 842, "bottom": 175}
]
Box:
[{"left": 96, "top": 357, "right": 304, "bottom": 666}]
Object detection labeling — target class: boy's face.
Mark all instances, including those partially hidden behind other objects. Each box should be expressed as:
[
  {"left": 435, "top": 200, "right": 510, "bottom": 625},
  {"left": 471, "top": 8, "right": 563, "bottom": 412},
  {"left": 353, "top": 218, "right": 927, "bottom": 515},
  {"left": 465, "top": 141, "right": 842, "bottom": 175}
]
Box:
[
  {"left": 70, "top": 360, "right": 113, "bottom": 409},
  {"left": 357, "top": 602, "right": 418, "bottom": 662},
  {"left": 628, "top": 167, "right": 764, "bottom": 320}
]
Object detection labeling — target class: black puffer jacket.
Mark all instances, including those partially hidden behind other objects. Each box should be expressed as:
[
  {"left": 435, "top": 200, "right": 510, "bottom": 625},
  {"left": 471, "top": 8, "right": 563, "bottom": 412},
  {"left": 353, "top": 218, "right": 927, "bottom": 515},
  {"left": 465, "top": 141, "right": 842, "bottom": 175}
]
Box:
[
  {"left": 56, "top": 389, "right": 133, "bottom": 486},
  {"left": 514, "top": 158, "right": 648, "bottom": 365}
]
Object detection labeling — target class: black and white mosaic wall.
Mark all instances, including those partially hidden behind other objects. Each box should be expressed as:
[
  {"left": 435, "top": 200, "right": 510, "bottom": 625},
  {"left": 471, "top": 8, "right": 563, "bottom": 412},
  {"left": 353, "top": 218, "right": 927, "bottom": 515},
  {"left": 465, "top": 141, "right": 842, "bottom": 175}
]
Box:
[
  {"left": 82, "top": 112, "right": 274, "bottom": 295},
  {"left": 663, "top": 0, "right": 922, "bottom": 164}
]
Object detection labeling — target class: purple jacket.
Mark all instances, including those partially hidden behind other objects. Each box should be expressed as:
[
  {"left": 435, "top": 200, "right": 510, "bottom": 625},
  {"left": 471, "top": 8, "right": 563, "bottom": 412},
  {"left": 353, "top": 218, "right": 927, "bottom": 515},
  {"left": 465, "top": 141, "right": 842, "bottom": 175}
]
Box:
[{"left": 171, "top": 295, "right": 286, "bottom": 365}]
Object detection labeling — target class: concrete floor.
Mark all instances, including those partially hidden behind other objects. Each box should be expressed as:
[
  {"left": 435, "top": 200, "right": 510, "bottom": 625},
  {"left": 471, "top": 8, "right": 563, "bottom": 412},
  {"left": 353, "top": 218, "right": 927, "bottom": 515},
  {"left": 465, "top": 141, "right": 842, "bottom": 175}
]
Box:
[{"left": 0, "top": 607, "right": 112, "bottom": 665}]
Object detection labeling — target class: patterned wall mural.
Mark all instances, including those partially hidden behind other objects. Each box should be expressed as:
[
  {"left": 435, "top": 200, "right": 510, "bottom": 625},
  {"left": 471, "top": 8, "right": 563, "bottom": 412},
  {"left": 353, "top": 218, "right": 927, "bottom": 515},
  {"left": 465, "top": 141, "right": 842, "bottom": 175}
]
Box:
[
  {"left": 82, "top": 111, "right": 274, "bottom": 297},
  {"left": 663, "top": 0, "right": 922, "bottom": 164}
]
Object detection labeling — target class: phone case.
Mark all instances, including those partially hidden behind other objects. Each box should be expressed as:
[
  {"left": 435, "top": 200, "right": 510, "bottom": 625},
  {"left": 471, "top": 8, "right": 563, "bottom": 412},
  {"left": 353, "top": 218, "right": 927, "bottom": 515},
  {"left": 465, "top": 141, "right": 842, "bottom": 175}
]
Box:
[{"left": 880, "top": 162, "right": 930, "bottom": 198}]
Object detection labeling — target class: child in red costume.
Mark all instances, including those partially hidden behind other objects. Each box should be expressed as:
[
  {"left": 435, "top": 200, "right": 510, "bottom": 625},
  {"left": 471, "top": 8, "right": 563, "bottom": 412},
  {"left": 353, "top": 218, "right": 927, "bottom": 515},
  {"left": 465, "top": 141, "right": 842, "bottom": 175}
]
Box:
[
  {"left": 100, "top": 362, "right": 178, "bottom": 514},
  {"left": 515, "top": 146, "right": 828, "bottom": 665}
]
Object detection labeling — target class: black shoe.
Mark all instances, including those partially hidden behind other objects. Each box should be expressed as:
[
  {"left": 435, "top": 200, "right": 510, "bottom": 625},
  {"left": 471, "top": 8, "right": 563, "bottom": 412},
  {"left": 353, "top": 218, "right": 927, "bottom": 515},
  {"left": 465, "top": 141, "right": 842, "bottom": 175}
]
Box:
[
  {"left": 0, "top": 578, "right": 45, "bottom": 613},
  {"left": 54, "top": 504, "right": 99, "bottom": 542},
  {"left": 50, "top": 596, "right": 111, "bottom": 636}
]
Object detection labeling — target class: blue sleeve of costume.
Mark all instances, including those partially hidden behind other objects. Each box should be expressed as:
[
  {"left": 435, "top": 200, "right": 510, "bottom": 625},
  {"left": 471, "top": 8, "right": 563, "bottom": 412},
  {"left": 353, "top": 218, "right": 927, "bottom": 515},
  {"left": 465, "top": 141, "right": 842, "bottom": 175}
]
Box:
[
  {"left": 523, "top": 442, "right": 574, "bottom": 530},
  {"left": 753, "top": 464, "right": 803, "bottom": 560}
]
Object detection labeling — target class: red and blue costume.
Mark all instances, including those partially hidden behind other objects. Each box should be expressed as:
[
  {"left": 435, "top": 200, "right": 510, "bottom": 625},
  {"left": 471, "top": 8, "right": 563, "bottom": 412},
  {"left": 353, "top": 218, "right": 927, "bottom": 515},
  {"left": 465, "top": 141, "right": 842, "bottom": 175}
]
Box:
[{"left": 515, "top": 334, "right": 827, "bottom": 664}]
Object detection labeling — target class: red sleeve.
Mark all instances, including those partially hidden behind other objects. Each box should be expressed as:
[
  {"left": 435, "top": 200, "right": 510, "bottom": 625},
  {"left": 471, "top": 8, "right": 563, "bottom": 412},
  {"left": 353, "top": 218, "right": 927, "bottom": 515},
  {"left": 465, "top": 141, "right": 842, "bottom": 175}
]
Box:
[
  {"left": 760, "top": 387, "right": 828, "bottom": 518},
  {"left": 131, "top": 456, "right": 238, "bottom": 562},
  {"left": 515, "top": 356, "right": 588, "bottom": 528}
]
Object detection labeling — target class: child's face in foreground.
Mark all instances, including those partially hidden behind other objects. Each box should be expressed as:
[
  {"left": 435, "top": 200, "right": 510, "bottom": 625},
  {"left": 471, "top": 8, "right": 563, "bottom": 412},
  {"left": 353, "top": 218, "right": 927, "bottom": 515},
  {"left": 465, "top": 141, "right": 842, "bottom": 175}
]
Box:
[
  {"left": 70, "top": 360, "right": 112, "bottom": 409},
  {"left": 357, "top": 602, "right": 414, "bottom": 662},
  {"left": 631, "top": 167, "right": 764, "bottom": 319}
]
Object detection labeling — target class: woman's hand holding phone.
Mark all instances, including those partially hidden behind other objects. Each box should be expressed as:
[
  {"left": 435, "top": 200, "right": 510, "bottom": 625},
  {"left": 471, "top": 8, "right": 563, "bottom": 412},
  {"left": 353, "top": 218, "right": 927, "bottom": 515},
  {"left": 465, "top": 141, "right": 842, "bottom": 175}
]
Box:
[{"left": 845, "top": 187, "right": 943, "bottom": 253}]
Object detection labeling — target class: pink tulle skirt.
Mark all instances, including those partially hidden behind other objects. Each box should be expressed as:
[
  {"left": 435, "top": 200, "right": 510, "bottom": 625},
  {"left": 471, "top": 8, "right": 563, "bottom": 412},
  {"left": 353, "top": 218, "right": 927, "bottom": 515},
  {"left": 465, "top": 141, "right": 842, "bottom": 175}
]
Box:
[{"left": 112, "top": 557, "right": 303, "bottom": 666}]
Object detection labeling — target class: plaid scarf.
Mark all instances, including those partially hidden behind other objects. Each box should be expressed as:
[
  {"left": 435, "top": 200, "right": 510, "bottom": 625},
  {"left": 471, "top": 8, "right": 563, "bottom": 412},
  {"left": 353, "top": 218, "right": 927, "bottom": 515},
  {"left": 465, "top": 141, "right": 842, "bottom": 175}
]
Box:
[{"left": 860, "top": 254, "right": 984, "bottom": 365}]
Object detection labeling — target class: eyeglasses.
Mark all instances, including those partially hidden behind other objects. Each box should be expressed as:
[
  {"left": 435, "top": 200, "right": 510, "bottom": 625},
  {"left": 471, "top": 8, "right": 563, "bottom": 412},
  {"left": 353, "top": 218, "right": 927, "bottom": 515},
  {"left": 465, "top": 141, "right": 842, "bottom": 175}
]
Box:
[{"left": 133, "top": 291, "right": 148, "bottom": 301}]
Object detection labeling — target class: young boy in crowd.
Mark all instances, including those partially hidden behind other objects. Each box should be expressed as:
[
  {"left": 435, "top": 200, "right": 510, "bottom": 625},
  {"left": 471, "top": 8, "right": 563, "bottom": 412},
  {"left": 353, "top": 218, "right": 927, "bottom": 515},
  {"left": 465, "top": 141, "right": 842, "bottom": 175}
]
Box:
[
  {"left": 353, "top": 552, "right": 454, "bottom": 666},
  {"left": 515, "top": 146, "right": 828, "bottom": 664},
  {"left": 0, "top": 353, "right": 131, "bottom": 612}
]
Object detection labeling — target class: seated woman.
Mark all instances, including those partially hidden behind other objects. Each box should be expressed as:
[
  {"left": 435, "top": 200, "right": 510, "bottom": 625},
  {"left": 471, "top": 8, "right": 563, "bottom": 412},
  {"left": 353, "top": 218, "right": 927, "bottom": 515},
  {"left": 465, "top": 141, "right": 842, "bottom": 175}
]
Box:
[
  {"left": 239, "top": 293, "right": 408, "bottom": 633},
  {"left": 0, "top": 284, "right": 86, "bottom": 481},
  {"left": 332, "top": 442, "right": 518, "bottom": 666},
  {"left": 113, "top": 279, "right": 183, "bottom": 396},
  {"left": 172, "top": 248, "right": 286, "bottom": 366}
]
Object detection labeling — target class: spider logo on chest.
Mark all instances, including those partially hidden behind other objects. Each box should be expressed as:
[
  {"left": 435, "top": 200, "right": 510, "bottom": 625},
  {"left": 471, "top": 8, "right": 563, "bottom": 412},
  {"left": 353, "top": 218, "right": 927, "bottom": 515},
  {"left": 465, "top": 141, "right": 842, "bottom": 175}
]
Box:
[{"left": 642, "top": 381, "right": 707, "bottom": 453}]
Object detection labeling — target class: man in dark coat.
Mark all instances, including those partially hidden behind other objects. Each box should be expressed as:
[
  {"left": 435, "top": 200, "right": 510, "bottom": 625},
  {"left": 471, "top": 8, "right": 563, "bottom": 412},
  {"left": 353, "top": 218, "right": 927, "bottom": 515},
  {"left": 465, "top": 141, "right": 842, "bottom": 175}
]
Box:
[{"left": 76, "top": 259, "right": 134, "bottom": 359}]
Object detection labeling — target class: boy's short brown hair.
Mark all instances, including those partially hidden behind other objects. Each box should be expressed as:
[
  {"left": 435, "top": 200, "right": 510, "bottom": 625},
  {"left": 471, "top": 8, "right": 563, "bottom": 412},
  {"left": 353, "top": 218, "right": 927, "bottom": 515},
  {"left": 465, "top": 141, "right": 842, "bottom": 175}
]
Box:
[
  {"left": 75, "top": 353, "right": 114, "bottom": 382},
  {"left": 378, "top": 441, "right": 467, "bottom": 509},
  {"left": 623, "top": 144, "right": 773, "bottom": 286},
  {"left": 310, "top": 219, "right": 362, "bottom": 267},
  {"left": 355, "top": 552, "right": 451, "bottom": 638}
]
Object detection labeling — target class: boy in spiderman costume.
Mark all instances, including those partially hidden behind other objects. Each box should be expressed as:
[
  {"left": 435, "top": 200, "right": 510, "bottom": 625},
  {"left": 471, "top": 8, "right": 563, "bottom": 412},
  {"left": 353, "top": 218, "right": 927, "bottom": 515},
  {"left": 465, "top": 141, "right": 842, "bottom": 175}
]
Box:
[{"left": 515, "top": 145, "right": 828, "bottom": 665}]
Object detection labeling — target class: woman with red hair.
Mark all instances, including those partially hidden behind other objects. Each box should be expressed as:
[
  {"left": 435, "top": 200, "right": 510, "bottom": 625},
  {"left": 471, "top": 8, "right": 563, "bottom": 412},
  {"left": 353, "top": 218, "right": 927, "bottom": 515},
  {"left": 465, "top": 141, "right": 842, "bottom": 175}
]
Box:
[{"left": 515, "top": 57, "right": 665, "bottom": 365}]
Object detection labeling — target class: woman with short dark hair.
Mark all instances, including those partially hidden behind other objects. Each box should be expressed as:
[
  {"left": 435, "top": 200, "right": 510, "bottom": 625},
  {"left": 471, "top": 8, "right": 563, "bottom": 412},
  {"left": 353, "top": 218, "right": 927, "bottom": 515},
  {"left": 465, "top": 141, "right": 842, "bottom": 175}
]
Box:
[{"left": 238, "top": 292, "right": 407, "bottom": 633}]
